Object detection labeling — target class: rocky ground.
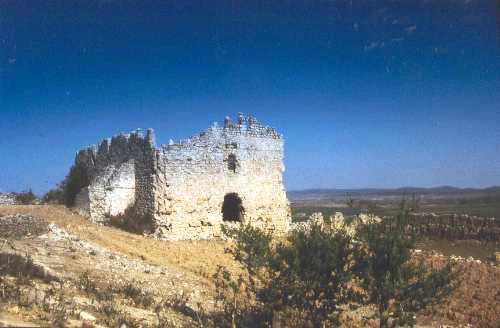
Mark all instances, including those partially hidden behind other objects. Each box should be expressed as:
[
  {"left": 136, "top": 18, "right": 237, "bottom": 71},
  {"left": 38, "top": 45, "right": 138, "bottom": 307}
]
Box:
[
  {"left": 0, "top": 207, "right": 219, "bottom": 327},
  {"left": 0, "top": 205, "right": 498, "bottom": 327}
]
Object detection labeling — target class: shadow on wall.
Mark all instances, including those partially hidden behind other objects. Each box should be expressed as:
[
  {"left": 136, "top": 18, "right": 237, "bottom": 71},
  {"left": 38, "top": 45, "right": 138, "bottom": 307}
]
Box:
[{"left": 106, "top": 204, "right": 154, "bottom": 235}]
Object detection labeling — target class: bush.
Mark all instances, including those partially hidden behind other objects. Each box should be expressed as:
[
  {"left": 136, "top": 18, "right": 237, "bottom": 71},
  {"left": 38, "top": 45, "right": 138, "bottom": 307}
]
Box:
[
  {"left": 14, "top": 189, "right": 36, "bottom": 205},
  {"left": 42, "top": 186, "right": 64, "bottom": 204},
  {"left": 62, "top": 164, "right": 90, "bottom": 207},
  {"left": 121, "top": 280, "right": 155, "bottom": 307},
  {"left": 100, "top": 301, "right": 119, "bottom": 318},
  {"left": 358, "top": 210, "right": 460, "bottom": 328},
  {"left": 78, "top": 271, "right": 98, "bottom": 294},
  {"left": 215, "top": 211, "right": 460, "bottom": 327},
  {"left": 215, "top": 223, "right": 363, "bottom": 327},
  {"left": 51, "top": 291, "right": 72, "bottom": 328},
  {"left": 0, "top": 253, "right": 37, "bottom": 279},
  {"left": 268, "top": 225, "right": 363, "bottom": 326}
]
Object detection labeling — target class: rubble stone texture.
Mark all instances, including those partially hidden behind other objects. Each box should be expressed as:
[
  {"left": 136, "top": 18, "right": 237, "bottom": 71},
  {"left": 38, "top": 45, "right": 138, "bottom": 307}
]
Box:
[
  {"left": 70, "top": 113, "right": 290, "bottom": 240},
  {"left": 0, "top": 193, "right": 17, "bottom": 205},
  {"left": 404, "top": 213, "right": 500, "bottom": 242}
]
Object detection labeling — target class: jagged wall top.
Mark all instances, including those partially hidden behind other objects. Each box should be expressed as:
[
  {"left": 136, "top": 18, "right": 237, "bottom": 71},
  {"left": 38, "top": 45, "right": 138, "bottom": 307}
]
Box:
[
  {"left": 161, "top": 113, "right": 281, "bottom": 151},
  {"left": 221, "top": 112, "right": 281, "bottom": 139},
  {"left": 75, "top": 128, "right": 156, "bottom": 171},
  {"left": 74, "top": 113, "right": 280, "bottom": 164}
]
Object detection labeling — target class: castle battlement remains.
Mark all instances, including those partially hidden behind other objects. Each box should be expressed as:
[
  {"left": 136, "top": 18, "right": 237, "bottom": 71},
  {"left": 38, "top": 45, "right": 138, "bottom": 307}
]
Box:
[{"left": 71, "top": 113, "right": 290, "bottom": 240}]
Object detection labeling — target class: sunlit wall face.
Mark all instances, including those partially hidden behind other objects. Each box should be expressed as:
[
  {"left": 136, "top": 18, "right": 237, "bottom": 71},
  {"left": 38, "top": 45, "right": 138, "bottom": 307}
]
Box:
[{"left": 1, "top": 1, "right": 499, "bottom": 194}]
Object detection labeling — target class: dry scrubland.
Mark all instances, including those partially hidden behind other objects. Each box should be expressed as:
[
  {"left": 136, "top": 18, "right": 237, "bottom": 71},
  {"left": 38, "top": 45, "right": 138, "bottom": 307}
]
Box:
[{"left": 0, "top": 205, "right": 499, "bottom": 327}]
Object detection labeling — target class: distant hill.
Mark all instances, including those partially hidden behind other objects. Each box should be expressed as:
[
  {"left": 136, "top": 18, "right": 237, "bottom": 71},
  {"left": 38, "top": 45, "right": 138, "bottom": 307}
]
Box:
[{"left": 287, "top": 186, "right": 500, "bottom": 201}]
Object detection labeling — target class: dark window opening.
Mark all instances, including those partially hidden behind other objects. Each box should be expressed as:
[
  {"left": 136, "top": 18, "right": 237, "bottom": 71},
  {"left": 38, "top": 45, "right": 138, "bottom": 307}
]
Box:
[
  {"left": 222, "top": 193, "right": 244, "bottom": 222},
  {"left": 227, "top": 154, "right": 237, "bottom": 172}
]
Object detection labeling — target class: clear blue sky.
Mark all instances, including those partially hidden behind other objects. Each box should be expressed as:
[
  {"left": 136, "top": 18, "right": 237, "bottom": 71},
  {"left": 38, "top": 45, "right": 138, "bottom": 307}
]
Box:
[{"left": 1, "top": 1, "right": 499, "bottom": 195}]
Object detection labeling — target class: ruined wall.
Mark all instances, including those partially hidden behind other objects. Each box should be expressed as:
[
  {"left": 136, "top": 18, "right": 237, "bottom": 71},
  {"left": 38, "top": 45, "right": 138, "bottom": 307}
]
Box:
[
  {"left": 153, "top": 114, "right": 290, "bottom": 240},
  {"left": 0, "top": 193, "right": 17, "bottom": 205},
  {"left": 73, "top": 130, "right": 156, "bottom": 223},
  {"left": 374, "top": 213, "right": 500, "bottom": 242},
  {"left": 404, "top": 213, "right": 500, "bottom": 242},
  {"left": 71, "top": 113, "right": 290, "bottom": 239}
]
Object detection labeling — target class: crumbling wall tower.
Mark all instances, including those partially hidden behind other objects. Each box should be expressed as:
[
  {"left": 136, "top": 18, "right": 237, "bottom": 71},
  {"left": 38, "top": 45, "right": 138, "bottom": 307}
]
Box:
[{"left": 72, "top": 113, "right": 290, "bottom": 240}]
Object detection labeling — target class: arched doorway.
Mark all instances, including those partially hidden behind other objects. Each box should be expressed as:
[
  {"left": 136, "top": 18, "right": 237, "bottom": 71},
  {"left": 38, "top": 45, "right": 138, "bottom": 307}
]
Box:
[{"left": 222, "top": 193, "right": 244, "bottom": 222}]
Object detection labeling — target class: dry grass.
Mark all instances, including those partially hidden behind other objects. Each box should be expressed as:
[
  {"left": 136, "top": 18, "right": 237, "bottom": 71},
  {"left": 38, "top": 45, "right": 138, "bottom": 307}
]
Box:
[{"left": 0, "top": 205, "right": 239, "bottom": 283}]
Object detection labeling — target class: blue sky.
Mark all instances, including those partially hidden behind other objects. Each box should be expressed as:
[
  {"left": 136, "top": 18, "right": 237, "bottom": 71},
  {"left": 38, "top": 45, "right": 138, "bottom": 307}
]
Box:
[{"left": 1, "top": 0, "right": 499, "bottom": 194}]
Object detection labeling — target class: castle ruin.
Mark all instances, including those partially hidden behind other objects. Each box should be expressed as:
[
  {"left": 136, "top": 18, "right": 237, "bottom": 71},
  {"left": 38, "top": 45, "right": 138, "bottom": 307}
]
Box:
[{"left": 70, "top": 113, "right": 290, "bottom": 240}]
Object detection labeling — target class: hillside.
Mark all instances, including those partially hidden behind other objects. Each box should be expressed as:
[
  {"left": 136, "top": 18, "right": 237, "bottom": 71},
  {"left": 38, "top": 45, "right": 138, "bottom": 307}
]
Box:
[{"left": 0, "top": 205, "right": 498, "bottom": 327}]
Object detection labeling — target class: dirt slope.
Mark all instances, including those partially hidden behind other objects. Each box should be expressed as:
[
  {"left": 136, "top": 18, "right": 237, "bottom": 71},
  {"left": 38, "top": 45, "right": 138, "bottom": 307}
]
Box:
[{"left": 0, "top": 205, "right": 238, "bottom": 281}]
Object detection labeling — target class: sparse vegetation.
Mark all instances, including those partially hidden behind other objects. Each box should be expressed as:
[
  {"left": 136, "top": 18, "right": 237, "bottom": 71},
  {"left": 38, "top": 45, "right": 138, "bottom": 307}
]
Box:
[
  {"left": 0, "top": 253, "right": 37, "bottom": 280},
  {"left": 42, "top": 185, "right": 65, "bottom": 204},
  {"left": 13, "top": 190, "right": 37, "bottom": 205},
  {"left": 62, "top": 163, "right": 90, "bottom": 207},
  {"left": 358, "top": 210, "right": 460, "bottom": 327},
  {"left": 51, "top": 291, "right": 71, "bottom": 328},
  {"left": 78, "top": 271, "right": 98, "bottom": 295},
  {"left": 1, "top": 205, "right": 493, "bottom": 327},
  {"left": 214, "top": 210, "right": 460, "bottom": 327},
  {"left": 121, "top": 280, "right": 155, "bottom": 307},
  {"left": 100, "top": 300, "right": 119, "bottom": 318},
  {"left": 214, "top": 223, "right": 364, "bottom": 327}
]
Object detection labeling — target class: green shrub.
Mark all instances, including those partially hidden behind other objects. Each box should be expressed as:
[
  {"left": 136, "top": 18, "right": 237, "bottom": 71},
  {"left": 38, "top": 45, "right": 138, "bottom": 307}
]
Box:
[
  {"left": 43, "top": 162, "right": 89, "bottom": 207},
  {"left": 62, "top": 164, "right": 90, "bottom": 207},
  {"left": 121, "top": 280, "right": 155, "bottom": 307},
  {"left": 51, "top": 291, "right": 71, "bottom": 328},
  {"left": 42, "top": 186, "right": 64, "bottom": 204},
  {"left": 0, "top": 253, "right": 37, "bottom": 279},
  {"left": 216, "top": 223, "right": 363, "bottom": 327},
  {"left": 122, "top": 280, "right": 142, "bottom": 299},
  {"left": 359, "top": 210, "right": 460, "bottom": 328},
  {"left": 216, "top": 211, "right": 460, "bottom": 327},
  {"left": 14, "top": 189, "right": 36, "bottom": 205},
  {"left": 268, "top": 225, "right": 363, "bottom": 326},
  {"left": 100, "top": 301, "right": 119, "bottom": 318}
]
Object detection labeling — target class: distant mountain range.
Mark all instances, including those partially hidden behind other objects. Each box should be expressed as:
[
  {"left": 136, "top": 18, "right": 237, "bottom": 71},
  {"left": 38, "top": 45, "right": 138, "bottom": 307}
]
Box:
[{"left": 287, "top": 186, "right": 500, "bottom": 201}]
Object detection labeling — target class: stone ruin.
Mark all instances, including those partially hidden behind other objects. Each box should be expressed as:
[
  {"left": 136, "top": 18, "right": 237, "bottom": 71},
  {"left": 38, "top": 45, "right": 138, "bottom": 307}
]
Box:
[
  {"left": 69, "top": 113, "right": 291, "bottom": 240},
  {"left": 0, "top": 193, "right": 17, "bottom": 205}
]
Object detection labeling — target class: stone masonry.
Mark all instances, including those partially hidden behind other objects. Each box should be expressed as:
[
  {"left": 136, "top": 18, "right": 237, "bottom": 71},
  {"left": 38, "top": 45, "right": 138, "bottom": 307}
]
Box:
[{"left": 71, "top": 113, "right": 291, "bottom": 240}]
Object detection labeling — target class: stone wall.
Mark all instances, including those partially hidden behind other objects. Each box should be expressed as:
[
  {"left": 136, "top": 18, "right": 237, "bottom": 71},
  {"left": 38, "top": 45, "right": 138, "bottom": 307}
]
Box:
[
  {"left": 71, "top": 113, "right": 290, "bottom": 239},
  {"left": 293, "top": 211, "right": 500, "bottom": 242},
  {"left": 376, "top": 213, "right": 500, "bottom": 242},
  {"left": 153, "top": 114, "right": 290, "bottom": 239},
  {"left": 403, "top": 213, "right": 500, "bottom": 242},
  {"left": 73, "top": 130, "right": 156, "bottom": 223}
]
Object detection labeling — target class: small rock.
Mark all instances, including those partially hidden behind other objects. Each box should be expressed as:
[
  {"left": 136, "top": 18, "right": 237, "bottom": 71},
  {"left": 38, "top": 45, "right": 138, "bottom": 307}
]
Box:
[{"left": 79, "top": 311, "right": 96, "bottom": 321}]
